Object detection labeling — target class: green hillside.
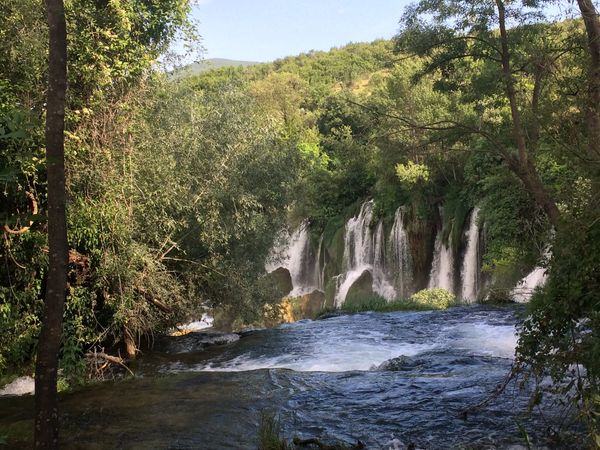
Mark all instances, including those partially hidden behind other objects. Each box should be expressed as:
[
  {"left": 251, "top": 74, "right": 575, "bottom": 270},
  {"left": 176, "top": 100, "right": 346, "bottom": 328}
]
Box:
[{"left": 172, "top": 58, "right": 260, "bottom": 78}]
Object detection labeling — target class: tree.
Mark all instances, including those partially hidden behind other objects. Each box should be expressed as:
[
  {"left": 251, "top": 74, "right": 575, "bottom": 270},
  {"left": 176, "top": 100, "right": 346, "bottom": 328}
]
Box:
[
  {"left": 34, "top": 0, "right": 68, "bottom": 448},
  {"left": 394, "top": 0, "right": 569, "bottom": 226},
  {"left": 575, "top": 0, "right": 600, "bottom": 168},
  {"left": 1, "top": 0, "right": 198, "bottom": 379}
]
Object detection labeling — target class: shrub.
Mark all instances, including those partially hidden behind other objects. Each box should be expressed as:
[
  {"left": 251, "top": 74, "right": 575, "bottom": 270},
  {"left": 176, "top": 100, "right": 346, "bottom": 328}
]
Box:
[{"left": 409, "top": 288, "right": 455, "bottom": 309}]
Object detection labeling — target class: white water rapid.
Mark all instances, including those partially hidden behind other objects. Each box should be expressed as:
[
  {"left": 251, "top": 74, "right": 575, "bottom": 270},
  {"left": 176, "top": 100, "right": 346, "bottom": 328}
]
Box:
[
  {"left": 0, "top": 376, "right": 35, "bottom": 396},
  {"left": 194, "top": 306, "right": 518, "bottom": 373}
]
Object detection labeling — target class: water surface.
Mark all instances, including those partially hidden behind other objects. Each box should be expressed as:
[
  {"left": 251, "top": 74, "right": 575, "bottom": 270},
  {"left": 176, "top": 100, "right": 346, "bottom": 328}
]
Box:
[{"left": 0, "top": 305, "right": 569, "bottom": 449}]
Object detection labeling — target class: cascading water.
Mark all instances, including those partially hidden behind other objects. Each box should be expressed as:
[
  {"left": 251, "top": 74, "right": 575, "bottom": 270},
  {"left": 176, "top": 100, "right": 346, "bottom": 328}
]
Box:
[
  {"left": 389, "top": 207, "right": 411, "bottom": 298},
  {"left": 510, "top": 249, "right": 551, "bottom": 302},
  {"left": 313, "top": 234, "right": 325, "bottom": 292},
  {"left": 267, "top": 202, "right": 486, "bottom": 307},
  {"left": 460, "top": 207, "right": 480, "bottom": 302},
  {"left": 428, "top": 228, "right": 454, "bottom": 293},
  {"left": 334, "top": 201, "right": 396, "bottom": 306},
  {"left": 266, "top": 220, "right": 321, "bottom": 296},
  {"left": 373, "top": 220, "right": 397, "bottom": 300},
  {"left": 510, "top": 266, "right": 547, "bottom": 303}
]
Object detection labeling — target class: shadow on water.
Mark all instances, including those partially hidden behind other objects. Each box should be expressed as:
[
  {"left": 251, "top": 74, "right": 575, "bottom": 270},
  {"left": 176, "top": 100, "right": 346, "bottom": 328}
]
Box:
[
  {"left": 0, "top": 371, "right": 289, "bottom": 449},
  {"left": 0, "top": 305, "right": 580, "bottom": 449}
]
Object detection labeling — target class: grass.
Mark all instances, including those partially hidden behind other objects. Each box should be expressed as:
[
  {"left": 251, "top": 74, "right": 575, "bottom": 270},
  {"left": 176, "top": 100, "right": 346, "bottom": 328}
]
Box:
[
  {"left": 257, "top": 412, "right": 363, "bottom": 450},
  {"left": 258, "top": 412, "right": 289, "bottom": 450}
]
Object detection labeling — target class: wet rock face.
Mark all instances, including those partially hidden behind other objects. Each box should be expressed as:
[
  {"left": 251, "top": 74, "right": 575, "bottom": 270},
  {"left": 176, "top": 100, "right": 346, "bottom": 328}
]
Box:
[
  {"left": 237, "top": 327, "right": 265, "bottom": 337},
  {"left": 155, "top": 331, "right": 240, "bottom": 354},
  {"left": 345, "top": 269, "right": 373, "bottom": 306},
  {"left": 295, "top": 290, "right": 326, "bottom": 319},
  {"left": 372, "top": 356, "right": 425, "bottom": 372},
  {"left": 267, "top": 266, "right": 293, "bottom": 294}
]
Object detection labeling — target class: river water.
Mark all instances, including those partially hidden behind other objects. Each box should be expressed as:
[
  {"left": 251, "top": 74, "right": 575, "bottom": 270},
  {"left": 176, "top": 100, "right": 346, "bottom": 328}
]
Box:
[{"left": 0, "top": 305, "right": 572, "bottom": 449}]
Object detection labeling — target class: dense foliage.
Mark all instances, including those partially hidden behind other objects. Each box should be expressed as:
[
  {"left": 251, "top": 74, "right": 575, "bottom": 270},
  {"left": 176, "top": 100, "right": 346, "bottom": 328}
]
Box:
[{"left": 0, "top": 0, "right": 299, "bottom": 379}]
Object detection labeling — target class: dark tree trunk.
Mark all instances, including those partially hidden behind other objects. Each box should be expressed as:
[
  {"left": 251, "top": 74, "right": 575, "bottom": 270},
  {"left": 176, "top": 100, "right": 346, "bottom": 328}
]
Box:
[
  {"left": 495, "top": 0, "right": 561, "bottom": 227},
  {"left": 577, "top": 0, "right": 600, "bottom": 163},
  {"left": 34, "top": 0, "right": 68, "bottom": 448}
]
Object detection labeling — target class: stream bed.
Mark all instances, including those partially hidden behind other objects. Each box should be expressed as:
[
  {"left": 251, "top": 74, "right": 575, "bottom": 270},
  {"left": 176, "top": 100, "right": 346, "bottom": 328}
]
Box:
[{"left": 0, "top": 305, "right": 574, "bottom": 449}]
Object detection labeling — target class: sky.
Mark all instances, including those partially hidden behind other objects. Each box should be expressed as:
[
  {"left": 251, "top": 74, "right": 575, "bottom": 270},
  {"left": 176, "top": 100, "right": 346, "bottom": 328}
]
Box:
[{"left": 190, "top": 0, "right": 411, "bottom": 62}]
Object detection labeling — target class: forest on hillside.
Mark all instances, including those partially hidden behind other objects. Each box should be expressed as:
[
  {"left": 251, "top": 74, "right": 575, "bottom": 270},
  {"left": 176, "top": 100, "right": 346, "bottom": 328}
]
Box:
[{"left": 1, "top": 0, "right": 600, "bottom": 448}]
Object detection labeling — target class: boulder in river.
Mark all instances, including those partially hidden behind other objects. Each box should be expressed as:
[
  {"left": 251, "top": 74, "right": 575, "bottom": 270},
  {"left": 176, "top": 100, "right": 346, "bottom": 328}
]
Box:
[
  {"left": 373, "top": 356, "right": 416, "bottom": 372},
  {"left": 266, "top": 266, "right": 293, "bottom": 295},
  {"left": 295, "top": 290, "right": 326, "bottom": 319},
  {"left": 344, "top": 269, "right": 374, "bottom": 307},
  {"left": 155, "top": 331, "right": 240, "bottom": 354}
]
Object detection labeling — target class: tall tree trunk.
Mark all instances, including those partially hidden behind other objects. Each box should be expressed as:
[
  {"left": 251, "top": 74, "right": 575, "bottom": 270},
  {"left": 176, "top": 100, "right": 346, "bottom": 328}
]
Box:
[
  {"left": 34, "top": 0, "right": 68, "bottom": 448},
  {"left": 577, "top": 0, "right": 600, "bottom": 163},
  {"left": 495, "top": 0, "right": 561, "bottom": 226}
]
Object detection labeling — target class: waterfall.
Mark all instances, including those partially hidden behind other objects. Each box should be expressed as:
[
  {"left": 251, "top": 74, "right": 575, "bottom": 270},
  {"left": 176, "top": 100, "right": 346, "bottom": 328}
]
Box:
[
  {"left": 428, "top": 229, "right": 454, "bottom": 293},
  {"left": 510, "top": 249, "right": 550, "bottom": 302},
  {"left": 343, "top": 201, "right": 374, "bottom": 269},
  {"left": 389, "top": 207, "right": 411, "bottom": 298},
  {"left": 313, "top": 234, "right": 325, "bottom": 292},
  {"left": 334, "top": 201, "right": 396, "bottom": 306},
  {"left": 510, "top": 267, "right": 547, "bottom": 303},
  {"left": 373, "top": 220, "right": 397, "bottom": 300},
  {"left": 460, "top": 207, "right": 480, "bottom": 302},
  {"left": 373, "top": 221, "right": 385, "bottom": 271},
  {"left": 266, "top": 220, "right": 320, "bottom": 296}
]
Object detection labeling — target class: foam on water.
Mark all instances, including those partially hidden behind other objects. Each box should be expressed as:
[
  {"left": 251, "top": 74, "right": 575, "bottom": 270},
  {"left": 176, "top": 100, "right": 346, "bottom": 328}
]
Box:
[
  {"left": 444, "top": 322, "right": 517, "bottom": 359},
  {"left": 177, "top": 313, "right": 214, "bottom": 332},
  {"left": 189, "top": 307, "right": 519, "bottom": 374},
  {"left": 199, "top": 338, "right": 435, "bottom": 372}
]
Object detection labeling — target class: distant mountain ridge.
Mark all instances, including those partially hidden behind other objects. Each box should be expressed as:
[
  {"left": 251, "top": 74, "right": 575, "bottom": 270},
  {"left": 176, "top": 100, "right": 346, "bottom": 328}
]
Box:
[{"left": 172, "top": 58, "right": 259, "bottom": 78}]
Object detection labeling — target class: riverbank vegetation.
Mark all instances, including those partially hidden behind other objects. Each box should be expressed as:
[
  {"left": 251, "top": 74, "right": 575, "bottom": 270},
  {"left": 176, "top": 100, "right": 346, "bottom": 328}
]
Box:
[
  {"left": 316, "top": 288, "right": 457, "bottom": 317},
  {"left": 1, "top": 0, "right": 599, "bottom": 446}
]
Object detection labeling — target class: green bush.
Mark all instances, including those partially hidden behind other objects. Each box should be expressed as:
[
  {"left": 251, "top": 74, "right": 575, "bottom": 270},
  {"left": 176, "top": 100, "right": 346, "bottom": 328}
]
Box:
[{"left": 409, "top": 288, "right": 455, "bottom": 309}]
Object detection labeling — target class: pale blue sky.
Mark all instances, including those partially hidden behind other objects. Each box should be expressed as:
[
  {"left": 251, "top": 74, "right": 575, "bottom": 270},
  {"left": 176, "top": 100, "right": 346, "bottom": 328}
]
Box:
[{"left": 191, "top": 0, "right": 411, "bottom": 62}]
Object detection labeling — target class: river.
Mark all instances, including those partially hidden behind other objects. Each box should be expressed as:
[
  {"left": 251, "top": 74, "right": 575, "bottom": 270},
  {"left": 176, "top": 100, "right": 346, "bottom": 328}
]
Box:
[{"left": 0, "top": 305, "right": 571, "bottom": 449}]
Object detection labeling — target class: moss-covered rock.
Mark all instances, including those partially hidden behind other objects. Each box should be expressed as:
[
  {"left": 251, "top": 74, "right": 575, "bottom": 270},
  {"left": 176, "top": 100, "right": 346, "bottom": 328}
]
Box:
[
  {"left": 324, "top": 278, "right": 337, "bottom": 308},
  {"left": 345, "top": 270, "right": 374, "bottom": 308},
  {"left": 266, "top": 267, "right": 293, "bottom": 295},
  {"left": 326, "top": 225, "right": 346, "bottom": 276},
  {"left": 286, "top": 290, "right": 326, "bottom": 320}
]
